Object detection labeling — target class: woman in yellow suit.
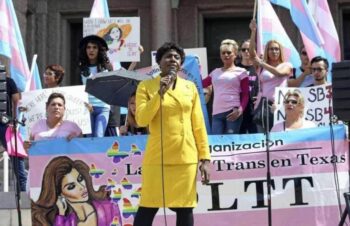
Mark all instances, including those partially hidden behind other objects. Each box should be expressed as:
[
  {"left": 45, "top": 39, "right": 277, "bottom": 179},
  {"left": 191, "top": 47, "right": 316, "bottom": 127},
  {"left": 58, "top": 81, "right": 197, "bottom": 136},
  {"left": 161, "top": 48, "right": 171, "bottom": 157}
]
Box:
[{"left": 133, "top": 42, "right": 211, "bottom": 226}]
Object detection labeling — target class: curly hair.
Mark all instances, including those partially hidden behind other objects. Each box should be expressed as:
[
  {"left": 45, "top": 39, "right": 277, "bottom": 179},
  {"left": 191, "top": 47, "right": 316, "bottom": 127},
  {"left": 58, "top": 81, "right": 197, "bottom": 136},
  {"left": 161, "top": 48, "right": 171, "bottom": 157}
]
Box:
[
  {"left": 45, "top": 64, "right": 65, "bottom": 85},
  {"left": 155, "top": 42, "right": 185, "bottom": 65},
  {"left": 31, "top": 156, "right": 109, "bottom": 226},
  {"left": 78, "top": 39, "right": 111, "bottom": 77}
]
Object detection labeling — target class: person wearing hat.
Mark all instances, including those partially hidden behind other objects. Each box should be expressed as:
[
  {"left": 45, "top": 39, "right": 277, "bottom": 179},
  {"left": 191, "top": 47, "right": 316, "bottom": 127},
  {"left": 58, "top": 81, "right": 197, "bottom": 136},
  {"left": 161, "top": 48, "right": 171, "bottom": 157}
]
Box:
[{"left": 79, "top": 35, "right": 113, "bottom": 137}]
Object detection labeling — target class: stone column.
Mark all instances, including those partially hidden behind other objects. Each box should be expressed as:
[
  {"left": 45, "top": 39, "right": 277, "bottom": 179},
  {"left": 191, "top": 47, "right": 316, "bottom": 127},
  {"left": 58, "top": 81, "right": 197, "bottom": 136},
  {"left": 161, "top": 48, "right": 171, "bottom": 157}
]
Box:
[
  {"left": 151, "top": 0, "right": 172, "bottom": 50},
  {"left": 35, "top": 0, "right": 48, "bottom": 74}
]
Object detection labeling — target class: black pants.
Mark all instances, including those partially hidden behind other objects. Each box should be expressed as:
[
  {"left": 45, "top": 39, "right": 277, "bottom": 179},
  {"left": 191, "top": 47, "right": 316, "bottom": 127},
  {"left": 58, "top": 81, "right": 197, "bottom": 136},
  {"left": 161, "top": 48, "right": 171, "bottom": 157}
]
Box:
[{"left": 133, "top": 207, "right": 194, "bottom": 226}]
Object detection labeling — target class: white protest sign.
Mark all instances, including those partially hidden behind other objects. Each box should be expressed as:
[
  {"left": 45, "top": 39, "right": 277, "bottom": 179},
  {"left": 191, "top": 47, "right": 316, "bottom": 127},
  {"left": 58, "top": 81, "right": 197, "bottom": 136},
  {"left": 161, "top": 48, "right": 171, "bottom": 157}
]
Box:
[
  {"left": 151, "top": 47, "right": 209, "bottom": 78},
  {"left": 83, "top": 17, "right": 140, "bottom": 62},
  {"left": 19, "top": 86, "right": 91, "bottom": 135},
  {"left": 274, "top": 84, "right": 332, "bottom": 127}
]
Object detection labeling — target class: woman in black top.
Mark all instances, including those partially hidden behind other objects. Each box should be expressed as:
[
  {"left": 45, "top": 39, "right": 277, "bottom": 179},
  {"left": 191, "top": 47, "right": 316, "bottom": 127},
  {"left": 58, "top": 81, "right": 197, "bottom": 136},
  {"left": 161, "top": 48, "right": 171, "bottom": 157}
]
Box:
[{"left": 236, "top": 40, "right": 259, "bottom": 134}]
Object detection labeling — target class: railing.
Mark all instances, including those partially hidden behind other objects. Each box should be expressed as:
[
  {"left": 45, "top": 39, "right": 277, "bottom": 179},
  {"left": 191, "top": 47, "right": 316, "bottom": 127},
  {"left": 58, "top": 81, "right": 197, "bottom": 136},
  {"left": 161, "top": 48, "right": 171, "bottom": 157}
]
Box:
[{"left": 1, "top": 151, "right": 9, "bottom": 192}]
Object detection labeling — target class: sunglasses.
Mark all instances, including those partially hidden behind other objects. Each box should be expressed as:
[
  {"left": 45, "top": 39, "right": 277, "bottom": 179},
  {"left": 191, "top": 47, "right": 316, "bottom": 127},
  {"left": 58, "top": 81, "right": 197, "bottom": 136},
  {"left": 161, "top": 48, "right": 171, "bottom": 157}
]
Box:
[
  {"left": 268, "top": 47, "right": 280, "bottom": 51},
  {"left": 284, "top": 99, "right": 298, "bottom": 105},
  {"left": 221, "top": 51, "right": 232, "bottom": 55},
  {"left": 311, "top": 67, "right": 325, "bottom": 73},
  {"left": 301, "top": 51, "right": 307, "bottom": 56},
  {"left": 241, "top": 48, "right": 249, "bottom": 52}
]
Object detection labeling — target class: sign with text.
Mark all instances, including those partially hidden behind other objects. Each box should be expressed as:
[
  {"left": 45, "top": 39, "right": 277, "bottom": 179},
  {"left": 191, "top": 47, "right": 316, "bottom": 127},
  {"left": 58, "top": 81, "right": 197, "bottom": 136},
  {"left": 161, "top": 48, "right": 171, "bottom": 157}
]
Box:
[
  {"left": 29, "top": 125, "right": 349, "bottom": 225},
  {"left": 19, "top": 86, "right": 91, "bottom": 135},
  {"left": 83, "top": 17, "right": 140, "bottom": 62},
  {"left": 274, "top": 84, "right": 332, "bottom": 126}
]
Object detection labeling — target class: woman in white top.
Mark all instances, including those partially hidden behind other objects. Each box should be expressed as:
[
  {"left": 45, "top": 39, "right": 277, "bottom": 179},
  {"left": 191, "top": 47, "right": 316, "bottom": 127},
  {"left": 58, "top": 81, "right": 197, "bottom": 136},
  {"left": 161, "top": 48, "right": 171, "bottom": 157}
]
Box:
[
  {"left": 271, "top": 89, "right": 315, "bottom": 132},
  {"left": 78, "top": 35, "right": 113, "bottom": 137}
]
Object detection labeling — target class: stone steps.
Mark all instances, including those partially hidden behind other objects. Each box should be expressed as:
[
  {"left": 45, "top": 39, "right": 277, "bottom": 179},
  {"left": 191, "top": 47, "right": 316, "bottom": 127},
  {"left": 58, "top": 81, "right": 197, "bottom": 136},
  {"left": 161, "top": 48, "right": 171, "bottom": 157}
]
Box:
[{"left": 0, "top": 192, "right": 31, "bottom": 226}]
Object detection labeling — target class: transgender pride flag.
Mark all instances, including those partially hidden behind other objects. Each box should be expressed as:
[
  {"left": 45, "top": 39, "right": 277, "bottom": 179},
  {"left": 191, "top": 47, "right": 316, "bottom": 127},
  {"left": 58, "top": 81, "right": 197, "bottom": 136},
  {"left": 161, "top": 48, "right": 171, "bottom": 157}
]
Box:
[
  {"left": 309, "top": 0, "right": 341, "bottom": 62},
  {"left": 270, "top": 0, "right": 326, "bottom": 64},
  {"left": 90, "top": 0, "right": 110, "bottom": 18},
  {"left": 0, "top": 0, "right": 41, "bottom": 91},
  {"left": 257, "top": 0, "right": 301, "bottom": 68},
  {"left": 309, "top": 0, "right": 341, "bottom": 82}
]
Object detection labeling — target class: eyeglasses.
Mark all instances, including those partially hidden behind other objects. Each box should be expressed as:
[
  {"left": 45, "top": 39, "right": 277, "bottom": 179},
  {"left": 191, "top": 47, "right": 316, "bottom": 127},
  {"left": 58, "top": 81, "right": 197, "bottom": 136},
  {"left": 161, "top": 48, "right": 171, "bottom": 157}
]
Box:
[
  {"left": 44, "top": 71, "right": 55, "bottom": 76},
  {"left": 268, "top": 47, "right": 280, "bottom": 52},
  {"left": 284, "top": 99, "right": 298, "bottom": 105},
  {"left": 241, "top": 48, "right": 249, "bottom": 52},
  {"left": 311, "top": 67, "right": 325, "bottom": 73},
  {"left": 301, "top": 51, "right": 307, "bottom": 56}
]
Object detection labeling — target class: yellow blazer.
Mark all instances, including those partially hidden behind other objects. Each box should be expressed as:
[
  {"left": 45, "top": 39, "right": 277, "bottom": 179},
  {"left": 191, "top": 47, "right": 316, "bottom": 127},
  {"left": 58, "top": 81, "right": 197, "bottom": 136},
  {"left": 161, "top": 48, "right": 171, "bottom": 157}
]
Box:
[{"left": 136, "top": 75, "right": 210, "bottom": 165}]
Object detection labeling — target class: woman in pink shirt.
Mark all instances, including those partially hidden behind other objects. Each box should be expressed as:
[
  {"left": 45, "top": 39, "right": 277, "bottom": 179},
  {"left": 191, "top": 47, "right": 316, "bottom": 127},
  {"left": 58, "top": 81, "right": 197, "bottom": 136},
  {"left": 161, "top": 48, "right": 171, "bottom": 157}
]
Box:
[
  {"left": 24, "top": 93, "right": 82, "bottom": 148},
  {"left": 249, "top": 20, "right": 293, "bottom": 131},
  {"left": 203, "top": 39, "right": 249, "bottom": 134}
]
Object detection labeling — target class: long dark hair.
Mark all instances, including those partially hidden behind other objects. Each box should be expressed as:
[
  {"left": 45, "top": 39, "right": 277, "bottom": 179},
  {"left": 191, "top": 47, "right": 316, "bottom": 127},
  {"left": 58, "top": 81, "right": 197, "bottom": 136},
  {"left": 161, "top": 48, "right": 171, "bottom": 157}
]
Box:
[
  {"left": 78, "top": 39, "right": 111, "bottom": 77},
  {"left": 31, "top": 156, "right": 109, "bottom": 226}
]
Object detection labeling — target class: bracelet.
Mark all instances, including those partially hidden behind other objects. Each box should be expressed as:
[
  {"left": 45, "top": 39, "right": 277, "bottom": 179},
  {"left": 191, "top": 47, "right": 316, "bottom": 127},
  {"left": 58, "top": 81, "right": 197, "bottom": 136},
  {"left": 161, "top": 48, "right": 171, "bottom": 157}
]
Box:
[{"left": 200, "top": 159, "right": 210, "bottom": 163}]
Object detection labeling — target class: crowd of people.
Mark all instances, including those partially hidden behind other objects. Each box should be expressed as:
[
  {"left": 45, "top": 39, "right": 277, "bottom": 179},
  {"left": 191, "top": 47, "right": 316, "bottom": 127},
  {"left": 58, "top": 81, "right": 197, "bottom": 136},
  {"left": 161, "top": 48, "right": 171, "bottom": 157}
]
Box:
[{"left": 0, "top": 19, "right": 335, "bottom": 225}]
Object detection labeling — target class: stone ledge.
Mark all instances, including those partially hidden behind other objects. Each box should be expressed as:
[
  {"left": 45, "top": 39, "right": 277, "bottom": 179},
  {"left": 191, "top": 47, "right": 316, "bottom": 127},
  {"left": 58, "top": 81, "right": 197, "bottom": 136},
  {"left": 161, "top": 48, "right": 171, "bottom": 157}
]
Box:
[{"left": 0, "top": 192, "right": 31, "bottom": 209}]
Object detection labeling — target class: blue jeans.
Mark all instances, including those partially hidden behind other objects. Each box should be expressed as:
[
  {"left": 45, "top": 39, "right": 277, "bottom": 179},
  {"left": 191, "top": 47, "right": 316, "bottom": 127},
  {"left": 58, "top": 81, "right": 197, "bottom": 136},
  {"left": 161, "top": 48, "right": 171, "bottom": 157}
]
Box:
[
  {"left": 211, "top": 110, "right": 243, "bottom": 135},
  {"left": 10, "top": 157, "right": 27, "bottom": 191},
  {"left": 90, "top": 106, "right": 110, "bottom": 137}
]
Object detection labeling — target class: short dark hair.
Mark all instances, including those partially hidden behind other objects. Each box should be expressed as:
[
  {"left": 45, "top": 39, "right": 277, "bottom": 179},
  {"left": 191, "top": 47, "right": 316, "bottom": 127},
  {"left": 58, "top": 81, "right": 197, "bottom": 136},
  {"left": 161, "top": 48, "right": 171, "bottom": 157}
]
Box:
[
  {"left": 45, "top": 64, "right": 65, "bottom": 85},
  {"left": 155, "top": 42, "right": 185, "bottom": 65},
  {"left": 310, "top": 56, "right": 329, "bottom": 69},
  {"left": 46, "top": 92, "right": 65, "bottom": 108}
]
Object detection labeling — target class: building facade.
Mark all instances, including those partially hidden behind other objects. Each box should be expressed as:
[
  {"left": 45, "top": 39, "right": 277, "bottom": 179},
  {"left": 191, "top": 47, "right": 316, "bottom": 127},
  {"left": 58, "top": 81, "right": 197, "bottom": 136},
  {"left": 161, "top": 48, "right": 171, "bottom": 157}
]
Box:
[{"left": 12, "top": 0, "right": 350, "bottom": 86}]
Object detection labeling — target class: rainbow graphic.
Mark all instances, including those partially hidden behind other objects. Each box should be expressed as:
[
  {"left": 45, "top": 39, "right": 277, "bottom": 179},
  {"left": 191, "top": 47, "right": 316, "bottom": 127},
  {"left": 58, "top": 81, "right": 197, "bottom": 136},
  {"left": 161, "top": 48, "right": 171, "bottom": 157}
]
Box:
[
  {"left": 121, "top": 177, "right": 132, "bottom": 190},
  {"left": 131, "top": 187, "right": 142, "bottom": 198},
  {"left": 122, "top": 198, "right": 137, "bottom": 218},
  {"left": 89, "top": 164, "right": 105, "bottom": 178},
  {"left": 106, "top": 178, "right": 116, "bottom": 190},
  {"left": 131, "top": 144, "right": 142, "bottom": 155},
  {"left": 110, "top": 216, "right": 121, "bottom": 226},
  {"left": 107, "top": 141, "right": 129, "bottom": 163},
  {"left": 111, "top": 188, "right": 122, "bottom": 203}
]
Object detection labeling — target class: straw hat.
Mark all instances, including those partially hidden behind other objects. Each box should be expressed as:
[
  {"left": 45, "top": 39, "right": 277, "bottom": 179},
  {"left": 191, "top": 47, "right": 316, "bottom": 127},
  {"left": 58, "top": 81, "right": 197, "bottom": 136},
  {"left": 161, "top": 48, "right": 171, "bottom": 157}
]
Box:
[
  {"left": 79, "top": 35, "right": 109, "bottom": 50},
  {"left": 97, "top": 23, "right": 132, "bottom": 40}
]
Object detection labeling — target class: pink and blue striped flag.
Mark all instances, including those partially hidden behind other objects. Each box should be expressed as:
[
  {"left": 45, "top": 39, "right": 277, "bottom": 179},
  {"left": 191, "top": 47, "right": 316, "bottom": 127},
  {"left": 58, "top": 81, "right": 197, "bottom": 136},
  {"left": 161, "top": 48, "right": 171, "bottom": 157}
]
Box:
[
  {"left": 309, "top": 0, "right": 341, "bottom": 67},
  {"left": 0, "top": 0, "right": 42, "bottom": 91},
  {"left": 269, "top": 0, "right": 325, "bottom": 60},
  {"left": 257, "top": 0, "right": 301, "bottom": 68},
  {"left": 90, "top": 0, "right": 110, "bottom": 18}
]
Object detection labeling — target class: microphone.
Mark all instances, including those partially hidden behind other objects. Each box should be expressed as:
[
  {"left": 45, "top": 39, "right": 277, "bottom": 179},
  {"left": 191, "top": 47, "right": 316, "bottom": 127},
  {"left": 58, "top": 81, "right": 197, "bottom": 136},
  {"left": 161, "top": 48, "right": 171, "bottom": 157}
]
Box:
[{"left": 160, "top": 68, "right": 177, "bottom": 97}]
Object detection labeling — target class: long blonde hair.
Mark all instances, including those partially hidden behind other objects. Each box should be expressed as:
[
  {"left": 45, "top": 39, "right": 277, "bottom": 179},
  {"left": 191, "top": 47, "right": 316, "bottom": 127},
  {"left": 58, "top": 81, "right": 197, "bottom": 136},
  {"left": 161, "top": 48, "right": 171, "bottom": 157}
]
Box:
[{"left": 263, "top": 40, "right": 285, "bottom": 64}]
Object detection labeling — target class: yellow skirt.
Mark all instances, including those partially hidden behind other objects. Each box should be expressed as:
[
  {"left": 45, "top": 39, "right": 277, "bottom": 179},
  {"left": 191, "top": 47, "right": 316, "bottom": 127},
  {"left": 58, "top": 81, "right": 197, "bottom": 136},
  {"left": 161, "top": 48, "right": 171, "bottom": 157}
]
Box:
[{"left": 139, "top": 164, "right": 198, "bottom": 208}]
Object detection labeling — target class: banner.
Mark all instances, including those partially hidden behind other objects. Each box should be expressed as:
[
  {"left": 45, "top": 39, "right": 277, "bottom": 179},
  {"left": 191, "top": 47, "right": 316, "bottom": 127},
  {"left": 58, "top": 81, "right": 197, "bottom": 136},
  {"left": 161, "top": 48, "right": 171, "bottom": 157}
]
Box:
[
  {"left": 19, "top": 86, "right": 91, "bottom": 135},
  {"left": 274, "top": 84, "right": 332, "bottom": 126},
  {"left": 83, "top": 17, "right": 140, "bottom": 62},
  {"left": 29, "top": 125, "right": 349, "bottom": 225}
]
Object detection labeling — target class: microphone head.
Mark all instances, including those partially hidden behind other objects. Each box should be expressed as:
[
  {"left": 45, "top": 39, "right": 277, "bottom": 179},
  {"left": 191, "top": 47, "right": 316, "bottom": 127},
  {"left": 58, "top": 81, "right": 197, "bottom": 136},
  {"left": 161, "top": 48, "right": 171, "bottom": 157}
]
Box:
[{"left": 168, "top": 68, "right": 177, "bottom": 78}]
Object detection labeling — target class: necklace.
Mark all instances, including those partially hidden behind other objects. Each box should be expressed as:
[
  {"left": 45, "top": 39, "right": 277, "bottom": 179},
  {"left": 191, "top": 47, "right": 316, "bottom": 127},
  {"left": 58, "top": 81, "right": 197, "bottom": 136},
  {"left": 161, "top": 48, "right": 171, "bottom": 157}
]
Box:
[{"left": 77, "top": 210, "right": 95, "bottom": 223}]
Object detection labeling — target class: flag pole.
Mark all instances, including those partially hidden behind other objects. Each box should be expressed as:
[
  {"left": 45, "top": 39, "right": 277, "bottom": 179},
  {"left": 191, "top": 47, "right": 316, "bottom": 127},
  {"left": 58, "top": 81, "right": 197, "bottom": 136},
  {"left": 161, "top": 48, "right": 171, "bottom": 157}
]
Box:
[{"left": 253, "top": 0, "right": 257, "bottom": 19}]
